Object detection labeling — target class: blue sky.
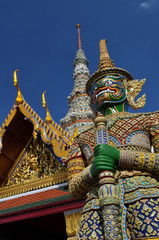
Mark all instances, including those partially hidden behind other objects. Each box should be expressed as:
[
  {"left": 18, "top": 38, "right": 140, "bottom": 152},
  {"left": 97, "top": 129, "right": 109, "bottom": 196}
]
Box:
[{"left": 0, "top": 0, "right": 159, "bottom": 126}]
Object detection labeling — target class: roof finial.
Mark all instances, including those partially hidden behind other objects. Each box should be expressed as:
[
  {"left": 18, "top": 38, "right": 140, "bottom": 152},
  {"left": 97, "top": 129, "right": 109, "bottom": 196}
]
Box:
[
  {"left": 13, "top": 69, "right": 23, "bottom": 105},
  {"left": 42, "top": 91, "right": 53, "bottom": 124},
  {"left": 76, "top": 24, "right": 82, "bottom": 50},
  {"left": 98, "top": 39, "right": 114, "bottom": 71}
]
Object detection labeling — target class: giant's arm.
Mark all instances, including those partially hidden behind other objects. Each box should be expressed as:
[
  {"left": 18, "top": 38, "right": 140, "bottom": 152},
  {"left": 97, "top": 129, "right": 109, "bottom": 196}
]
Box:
[
  {"left": 118, "top": 126, "right": 159, "bottom": 174},
  {"left": 67, "top": 137, "right": 96, "bottom": 200}
]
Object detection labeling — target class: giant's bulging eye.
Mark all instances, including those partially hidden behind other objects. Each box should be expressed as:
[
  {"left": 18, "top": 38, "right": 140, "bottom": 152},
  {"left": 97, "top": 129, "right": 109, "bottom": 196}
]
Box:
[{"left": 105, "top": 80, "right": 113, "bottom": 85}]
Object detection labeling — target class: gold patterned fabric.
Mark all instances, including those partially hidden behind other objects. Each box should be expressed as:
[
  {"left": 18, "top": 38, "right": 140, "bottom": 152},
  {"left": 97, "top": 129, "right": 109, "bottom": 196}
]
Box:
[
  {"left": 76, "top": 210, "right": 104, "bottom": 240},
  {"left": 126, "top": 198, "right": 159, "bottom": 239}
]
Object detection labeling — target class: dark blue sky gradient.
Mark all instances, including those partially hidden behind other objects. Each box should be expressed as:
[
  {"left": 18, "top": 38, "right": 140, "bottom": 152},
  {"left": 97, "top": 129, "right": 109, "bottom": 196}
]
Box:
[{"left": 0, "top": 0, "right": 159, "bottom": 125}]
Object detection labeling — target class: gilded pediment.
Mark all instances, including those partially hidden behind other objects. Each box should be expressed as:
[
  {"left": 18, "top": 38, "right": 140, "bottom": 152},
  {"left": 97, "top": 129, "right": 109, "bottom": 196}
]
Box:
[
  {"left": 4, "top": 139, "right": 66, "bottom": 187},
  {"left": 0, "top": 138, "right": 68, "bottom": 198}
]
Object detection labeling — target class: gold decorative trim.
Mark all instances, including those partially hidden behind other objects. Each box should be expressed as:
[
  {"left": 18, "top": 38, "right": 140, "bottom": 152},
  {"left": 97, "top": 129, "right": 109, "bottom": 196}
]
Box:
[
  {"left": 0, "top": 107, "right": 17, "bottom": 152},
  {"left": 0, "top": 107, "right": 17, "bottom": 133},
  {"left": 0, "top": 172, "right": 67, "bottom": 198},
  {"left": 18, "top": 101, "right": 77, "bottom": 158},
  {"left": 0, "top": 137, "right": 33, "bottom": 188},
  {"left": 64, "top": 210, "right": 81, "bottom": 239}
]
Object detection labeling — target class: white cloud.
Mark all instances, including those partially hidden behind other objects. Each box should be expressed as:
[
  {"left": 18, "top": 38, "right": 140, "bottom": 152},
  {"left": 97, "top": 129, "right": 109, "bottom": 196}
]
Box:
[
  {"left": 140, "top": 2, "right": 151, "bottom": 9},
  {"left": 140, "top": 0, "right": 158, "bottom": 10}
]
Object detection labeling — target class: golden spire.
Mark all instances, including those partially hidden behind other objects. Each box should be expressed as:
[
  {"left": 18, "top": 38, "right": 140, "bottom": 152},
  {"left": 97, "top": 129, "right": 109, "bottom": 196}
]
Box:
[
  {"left": 13, "top": 69, "right": 23, "bottom": 105},
  {"left": 98, "top": 39, "right": 114, "bottom": 71},
  {"left": 42, "top": 91, "right": 53, "bottom": 124},
  {"left": 76, "top": 24, "right": 82, "bottom": 50}
]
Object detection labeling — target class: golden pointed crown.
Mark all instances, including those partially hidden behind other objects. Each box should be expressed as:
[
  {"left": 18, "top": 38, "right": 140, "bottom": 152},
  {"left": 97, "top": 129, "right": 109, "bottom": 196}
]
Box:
[
  {"left": 86, "top": 39, "right": 133, "bottom": 95},
  {"left": 98, "top": 39, "right": 114, "bottom": 70}
]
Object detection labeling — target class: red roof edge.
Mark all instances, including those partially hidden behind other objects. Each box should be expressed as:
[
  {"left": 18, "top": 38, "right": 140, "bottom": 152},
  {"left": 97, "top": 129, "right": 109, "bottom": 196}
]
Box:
[{"left": 0, "top": 198, "right": 84, "bottom": 224}]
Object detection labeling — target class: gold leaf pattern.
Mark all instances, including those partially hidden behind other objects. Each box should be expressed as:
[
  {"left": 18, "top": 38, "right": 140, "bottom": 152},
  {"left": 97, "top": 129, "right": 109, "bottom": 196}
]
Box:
[{"left": 5, "top": 140, "right": 66, "bottom": 187}]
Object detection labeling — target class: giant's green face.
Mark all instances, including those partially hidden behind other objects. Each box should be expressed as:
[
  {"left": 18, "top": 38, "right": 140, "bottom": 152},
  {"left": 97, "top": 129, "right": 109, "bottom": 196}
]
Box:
[{"left": 90, "top": 75, "right": 126, "bottom": 112}]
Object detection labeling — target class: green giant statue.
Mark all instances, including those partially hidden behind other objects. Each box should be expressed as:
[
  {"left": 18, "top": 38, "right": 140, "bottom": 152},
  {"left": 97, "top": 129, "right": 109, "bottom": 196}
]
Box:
[{"left": 66, "top": 39, "right": 159, "bottom": 240}]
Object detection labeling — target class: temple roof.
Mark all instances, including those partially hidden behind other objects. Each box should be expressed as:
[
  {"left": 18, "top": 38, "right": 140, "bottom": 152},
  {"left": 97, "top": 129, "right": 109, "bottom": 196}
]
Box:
[
  {"left": 0, "top": 99, "right": 73, "bottom": 158},
  {"left": 0, "top": 183, "right": 84, "bottom": 224},
  {"left": 0, "top": 71, "right": 78, "bottom": 191}
]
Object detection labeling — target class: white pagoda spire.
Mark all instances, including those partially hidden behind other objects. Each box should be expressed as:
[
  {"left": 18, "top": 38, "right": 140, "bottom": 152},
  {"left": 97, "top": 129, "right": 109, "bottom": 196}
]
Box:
[{"left": 60, "top": 25, "right": 94, "bottom": 135}]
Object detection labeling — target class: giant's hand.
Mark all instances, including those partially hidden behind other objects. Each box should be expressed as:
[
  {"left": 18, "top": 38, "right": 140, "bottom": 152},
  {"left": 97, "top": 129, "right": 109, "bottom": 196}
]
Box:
[{"left": 90, "top": 144, "right": 120, "bottom": 179}]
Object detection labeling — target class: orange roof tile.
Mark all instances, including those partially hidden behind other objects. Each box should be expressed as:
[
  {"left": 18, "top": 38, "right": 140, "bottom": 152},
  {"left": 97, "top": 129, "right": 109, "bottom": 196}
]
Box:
[{"left": 0, "top": 188, "right": 69, "bottom": 211}]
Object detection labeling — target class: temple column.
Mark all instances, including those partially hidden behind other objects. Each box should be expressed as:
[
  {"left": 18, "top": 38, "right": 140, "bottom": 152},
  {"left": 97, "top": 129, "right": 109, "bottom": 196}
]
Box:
[{"left": 64, "top": 208, "right": 82, "bottom": 240}]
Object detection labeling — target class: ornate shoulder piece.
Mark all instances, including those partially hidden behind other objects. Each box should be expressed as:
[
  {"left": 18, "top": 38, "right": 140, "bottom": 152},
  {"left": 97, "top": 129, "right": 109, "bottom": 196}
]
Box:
[{"left": 125, "top": 78, "right": 146, "bottom": 110}]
